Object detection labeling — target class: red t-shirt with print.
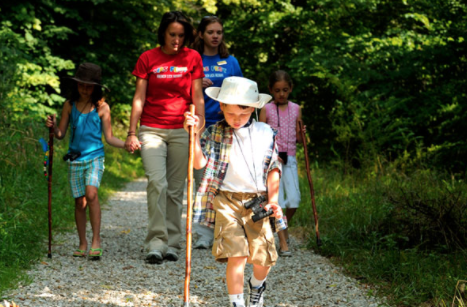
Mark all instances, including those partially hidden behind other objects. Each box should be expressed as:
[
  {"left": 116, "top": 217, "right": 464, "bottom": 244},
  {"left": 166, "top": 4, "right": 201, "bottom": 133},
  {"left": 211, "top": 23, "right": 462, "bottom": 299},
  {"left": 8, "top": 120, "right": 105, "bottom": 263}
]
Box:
[{"left": 132, "top": 46, "right": 204, "bottom": 129}]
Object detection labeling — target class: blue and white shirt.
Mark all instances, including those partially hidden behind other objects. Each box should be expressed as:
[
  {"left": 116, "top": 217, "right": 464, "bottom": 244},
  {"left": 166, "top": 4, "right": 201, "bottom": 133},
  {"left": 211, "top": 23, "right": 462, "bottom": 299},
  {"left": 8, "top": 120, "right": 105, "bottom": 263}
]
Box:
[{"left": 202, "top": 54, "right": 243, "bottom": 127}]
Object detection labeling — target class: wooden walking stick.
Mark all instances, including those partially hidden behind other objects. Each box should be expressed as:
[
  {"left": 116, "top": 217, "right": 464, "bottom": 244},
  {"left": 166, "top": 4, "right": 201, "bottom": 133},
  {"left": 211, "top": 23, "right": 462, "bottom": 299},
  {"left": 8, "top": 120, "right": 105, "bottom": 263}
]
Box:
[
  {"left": 184, "top": 104, "right": 196, "bottom": 306},
  {"left": 47, "top": 126, "right": 54, "bottom": 258},
  {"left": 298, "top": 120, "right": 322, "bottom": 246}
]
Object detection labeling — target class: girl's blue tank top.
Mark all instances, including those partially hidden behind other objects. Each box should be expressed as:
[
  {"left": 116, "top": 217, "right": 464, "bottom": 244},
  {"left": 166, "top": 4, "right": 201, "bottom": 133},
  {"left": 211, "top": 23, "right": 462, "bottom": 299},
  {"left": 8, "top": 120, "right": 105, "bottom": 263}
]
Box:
[{"left": 68, "top": 102, "right": 105, "bottom": 161}]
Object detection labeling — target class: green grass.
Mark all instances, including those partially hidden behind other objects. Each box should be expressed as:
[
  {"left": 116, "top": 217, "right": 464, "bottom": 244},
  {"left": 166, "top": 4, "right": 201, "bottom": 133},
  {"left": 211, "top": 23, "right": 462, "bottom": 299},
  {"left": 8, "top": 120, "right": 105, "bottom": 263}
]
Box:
[
  {"left": 0, "top": 116, "right": 144, "bottom": 298},
  {"left": 291, "top": 166, "right": 467, "bottom": 306}
]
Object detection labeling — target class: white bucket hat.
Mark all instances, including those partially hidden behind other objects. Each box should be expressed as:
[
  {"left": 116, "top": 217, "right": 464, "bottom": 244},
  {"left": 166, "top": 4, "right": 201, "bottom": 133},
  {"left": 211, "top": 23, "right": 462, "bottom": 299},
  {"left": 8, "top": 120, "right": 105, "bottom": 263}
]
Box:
[{"left": 205, "top": 76, "right": 272, "bottom": 108}]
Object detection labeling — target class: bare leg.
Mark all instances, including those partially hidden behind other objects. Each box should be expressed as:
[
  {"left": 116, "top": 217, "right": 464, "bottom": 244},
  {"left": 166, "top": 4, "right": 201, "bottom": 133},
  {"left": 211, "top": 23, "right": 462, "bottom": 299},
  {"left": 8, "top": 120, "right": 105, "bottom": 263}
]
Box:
[
  {"left": 86, "top": 185, "right": 101, "bottom": 254},
  {"left": 252, "top": 263, "right": 270, "bottom": 281},
  {"left": 285, "top": 208, "right": 298, "bottom": 241},
  {"left": 278, "top": 229, "right": 289, "bottom": 252},
  {"left": 277, "top": 207, "right": 298, "bottom": 252},
  {"left": 75, "top": 196, "right": 88, "bottom": 252},
  {"left": 226, "top": 257, "right": 247, "bottom": 294}
]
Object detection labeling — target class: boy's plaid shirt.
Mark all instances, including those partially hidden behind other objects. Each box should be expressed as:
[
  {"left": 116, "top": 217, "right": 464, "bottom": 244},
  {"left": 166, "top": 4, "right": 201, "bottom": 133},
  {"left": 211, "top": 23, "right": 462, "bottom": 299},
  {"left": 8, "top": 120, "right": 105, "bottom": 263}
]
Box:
[{"left": 193, "top": 119, "right": 281, "bottom": 229}]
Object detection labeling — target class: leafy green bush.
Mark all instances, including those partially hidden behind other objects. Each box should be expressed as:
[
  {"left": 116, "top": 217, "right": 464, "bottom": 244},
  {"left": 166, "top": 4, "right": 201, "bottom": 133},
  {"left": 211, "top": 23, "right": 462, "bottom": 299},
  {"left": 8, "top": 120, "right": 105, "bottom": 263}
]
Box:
[
  {"left": 0, "top": 18, "right": 74, "bottom": 120},
  {"left": 3, "top": 0, "right": 467, "bottom": 172},
  {"left": 293, "top": 166, "right": 467, "bottom": 306},
  {"left": 386, "top": 171, "right": 467, "bottom": 250},
  {"left": 216, "top": 0, "right": 467, "bottom": 173}
]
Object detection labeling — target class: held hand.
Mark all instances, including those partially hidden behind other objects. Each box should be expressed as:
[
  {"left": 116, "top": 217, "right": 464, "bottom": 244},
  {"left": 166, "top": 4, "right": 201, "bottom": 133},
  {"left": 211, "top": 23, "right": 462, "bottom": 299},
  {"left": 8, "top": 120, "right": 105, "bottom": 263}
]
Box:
[
  {"left": 278, "top": 156, "right": 285, "bottom": 164},
  {"left": 46, "top": 114, "right": 56, "bottom": 128},
  {"left": 125, "top": 135, "right": 141, "bottom": 154},
  {"left": 302, "top": 124, "right": 307, "bottom": 134},
  {"left": 183, "top": 111, "right": 200, "bottom": 133},
  {"left": 202, "top": 78, "right": 213, "bottom": 88},
  {"left": 265, "top": 203, "right": 283, "bottom": 219}
]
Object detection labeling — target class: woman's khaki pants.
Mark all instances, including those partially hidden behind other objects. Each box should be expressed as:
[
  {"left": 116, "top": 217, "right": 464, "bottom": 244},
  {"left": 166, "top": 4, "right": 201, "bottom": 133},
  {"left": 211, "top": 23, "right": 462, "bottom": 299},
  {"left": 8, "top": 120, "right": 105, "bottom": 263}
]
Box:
[{"left": 139, "top": 126, "right": 188, "bottom": 255}]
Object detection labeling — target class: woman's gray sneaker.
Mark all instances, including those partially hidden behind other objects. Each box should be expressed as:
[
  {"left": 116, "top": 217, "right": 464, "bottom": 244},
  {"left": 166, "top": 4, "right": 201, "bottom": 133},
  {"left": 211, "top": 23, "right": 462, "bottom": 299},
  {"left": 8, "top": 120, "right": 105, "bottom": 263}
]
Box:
[
  {"left": 164, "top": 250, "right": 179, "bottom": 262},
  {"left": 146, "top": 250, "right": 163, "bottom": 264}
]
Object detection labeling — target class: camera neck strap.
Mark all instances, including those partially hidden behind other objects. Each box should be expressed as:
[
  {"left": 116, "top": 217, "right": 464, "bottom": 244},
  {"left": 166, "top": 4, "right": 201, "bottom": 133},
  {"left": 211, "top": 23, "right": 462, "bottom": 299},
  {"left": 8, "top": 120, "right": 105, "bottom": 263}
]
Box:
[
  {"left": 71, "top": 99, "right": 91, "bottom": 146},
  {"left": 232, "top": 125, "right": 261, "bottom": 196}
]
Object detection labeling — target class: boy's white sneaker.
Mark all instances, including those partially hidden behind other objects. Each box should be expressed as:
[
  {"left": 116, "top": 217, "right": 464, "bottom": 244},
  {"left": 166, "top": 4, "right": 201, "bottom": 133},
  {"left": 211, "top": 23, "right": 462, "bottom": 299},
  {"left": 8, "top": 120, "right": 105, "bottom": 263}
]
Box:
[
  {"left": 230, "top": 303, "right": 245, "bottom": 307},
  {"left": 247, "top": 279, "right": 266, "bottom": 307}
]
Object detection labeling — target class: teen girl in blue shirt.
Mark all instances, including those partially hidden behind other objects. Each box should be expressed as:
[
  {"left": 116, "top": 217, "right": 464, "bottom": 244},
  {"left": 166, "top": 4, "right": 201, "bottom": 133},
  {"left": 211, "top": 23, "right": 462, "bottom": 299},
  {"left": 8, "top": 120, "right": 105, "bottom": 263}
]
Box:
[{"left": 193, "top": 16, "right": 243, "bottom": 128}]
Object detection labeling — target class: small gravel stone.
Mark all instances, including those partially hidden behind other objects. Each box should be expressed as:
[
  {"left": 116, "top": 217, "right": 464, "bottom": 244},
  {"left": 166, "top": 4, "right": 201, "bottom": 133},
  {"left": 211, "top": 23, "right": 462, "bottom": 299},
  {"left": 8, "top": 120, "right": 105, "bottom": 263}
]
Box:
[{"left": 7, "top": 178, "right": 388, "bottom": 306}]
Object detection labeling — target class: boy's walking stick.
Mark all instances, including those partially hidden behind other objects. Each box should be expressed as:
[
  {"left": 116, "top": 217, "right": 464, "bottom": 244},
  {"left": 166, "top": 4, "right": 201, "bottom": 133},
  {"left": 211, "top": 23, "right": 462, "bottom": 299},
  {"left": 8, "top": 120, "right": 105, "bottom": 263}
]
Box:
[
  {"left": 298, "top": 120, "right": 322, "bottom": 246},
  {"left": 47, "top": 126, "right": 54, "bottom": 258},
  {"left": 184, "top": 104, "right": 196, "bottom": 306}
]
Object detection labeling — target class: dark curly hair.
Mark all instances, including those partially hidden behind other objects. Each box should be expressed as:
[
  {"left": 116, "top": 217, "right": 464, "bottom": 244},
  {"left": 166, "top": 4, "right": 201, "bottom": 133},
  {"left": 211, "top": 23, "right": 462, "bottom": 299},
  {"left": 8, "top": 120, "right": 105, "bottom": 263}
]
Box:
[{"left": 157, "top": 11, "right": 194, "bottom": 47}]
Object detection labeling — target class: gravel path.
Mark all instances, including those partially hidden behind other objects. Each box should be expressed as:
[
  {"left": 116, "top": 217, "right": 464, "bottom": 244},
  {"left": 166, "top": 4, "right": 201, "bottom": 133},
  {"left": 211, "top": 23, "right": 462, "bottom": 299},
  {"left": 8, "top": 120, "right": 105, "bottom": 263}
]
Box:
[{"left": 8, "top": 179, "right": 386, "bottom": 306}]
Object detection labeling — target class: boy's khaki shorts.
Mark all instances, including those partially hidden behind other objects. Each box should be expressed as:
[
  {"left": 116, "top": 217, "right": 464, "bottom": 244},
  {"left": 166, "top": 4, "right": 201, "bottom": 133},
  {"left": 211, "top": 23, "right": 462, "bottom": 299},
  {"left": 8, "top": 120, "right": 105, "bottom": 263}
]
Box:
[{"left": 212, "top": 190, "right": 278, "bottom": 267}]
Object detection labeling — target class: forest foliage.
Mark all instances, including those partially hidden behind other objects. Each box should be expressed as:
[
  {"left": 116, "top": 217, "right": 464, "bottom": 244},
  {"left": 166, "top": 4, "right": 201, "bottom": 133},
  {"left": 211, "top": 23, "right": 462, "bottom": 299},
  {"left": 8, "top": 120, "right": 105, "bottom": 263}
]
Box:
[
  {"left": 1, "top": 0, "right": 467, "bottom": 305},
  {"left": 1, "top": 0, "right": 466, "bottom": 174}
]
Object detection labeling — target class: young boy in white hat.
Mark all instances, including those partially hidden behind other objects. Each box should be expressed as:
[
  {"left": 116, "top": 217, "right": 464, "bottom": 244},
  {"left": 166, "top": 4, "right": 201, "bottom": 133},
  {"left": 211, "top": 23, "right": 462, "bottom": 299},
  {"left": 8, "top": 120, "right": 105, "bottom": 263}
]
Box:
[{"left": 184, "top": 76, "right": 283, "bottom": 307}]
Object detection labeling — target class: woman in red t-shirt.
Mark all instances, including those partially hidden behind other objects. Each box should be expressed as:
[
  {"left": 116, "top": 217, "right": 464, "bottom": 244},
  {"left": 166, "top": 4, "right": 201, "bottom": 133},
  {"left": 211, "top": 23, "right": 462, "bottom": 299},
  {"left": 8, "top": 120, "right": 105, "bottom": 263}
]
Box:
[{"left": 125, "top": 11, "right": 205, "bottom": 264}]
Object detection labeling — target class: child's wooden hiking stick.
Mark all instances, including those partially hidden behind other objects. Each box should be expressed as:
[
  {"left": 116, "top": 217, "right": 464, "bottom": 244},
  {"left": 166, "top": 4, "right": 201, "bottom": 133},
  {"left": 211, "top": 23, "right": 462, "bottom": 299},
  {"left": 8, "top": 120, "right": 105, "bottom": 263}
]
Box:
[
  {"left": 48, "top": 126, "right": 54, "bottom": 258},
  {"left": 184, "top": 104, "right": 196, "bottom": 306},
  {"left": 298, "top": 120, "right": 322, "bottom": 246}
]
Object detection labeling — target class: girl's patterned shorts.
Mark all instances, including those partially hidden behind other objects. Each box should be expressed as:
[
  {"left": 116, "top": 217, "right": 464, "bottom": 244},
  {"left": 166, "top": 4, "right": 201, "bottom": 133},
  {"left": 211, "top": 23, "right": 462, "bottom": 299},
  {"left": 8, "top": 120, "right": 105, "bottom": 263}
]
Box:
[{"left": 68, "top": 156, "right": 105, "bottom": 198}]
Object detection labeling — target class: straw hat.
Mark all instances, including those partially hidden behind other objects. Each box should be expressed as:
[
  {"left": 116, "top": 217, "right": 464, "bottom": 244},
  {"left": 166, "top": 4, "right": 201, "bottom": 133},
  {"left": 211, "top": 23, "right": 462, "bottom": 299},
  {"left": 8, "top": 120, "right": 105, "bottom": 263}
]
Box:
[
  {"left": 67, "top": 62, "right": 110, "bottom": 92},
  {"left": 205, "top": 77, "right": 271, "bottom": 108}
]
